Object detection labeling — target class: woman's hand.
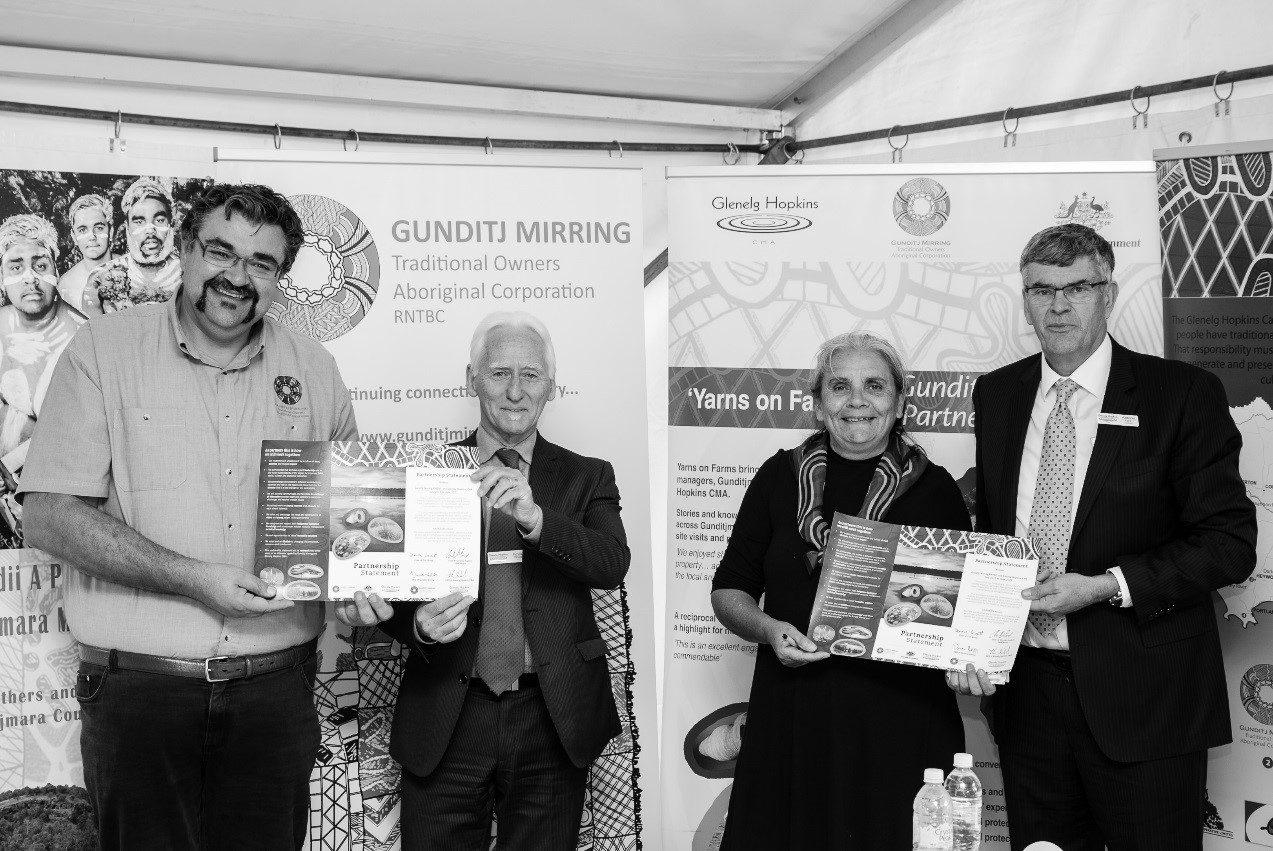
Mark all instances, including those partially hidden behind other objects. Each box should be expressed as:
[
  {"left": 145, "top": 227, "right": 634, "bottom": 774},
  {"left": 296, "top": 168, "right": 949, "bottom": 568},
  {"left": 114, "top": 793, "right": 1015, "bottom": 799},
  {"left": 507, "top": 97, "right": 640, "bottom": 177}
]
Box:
[
  {"left": 945, "top": 663, "right": 996, "bottom": 696},
  {"left": 766, "top": 622, "right": 830, "bottom": 668}
]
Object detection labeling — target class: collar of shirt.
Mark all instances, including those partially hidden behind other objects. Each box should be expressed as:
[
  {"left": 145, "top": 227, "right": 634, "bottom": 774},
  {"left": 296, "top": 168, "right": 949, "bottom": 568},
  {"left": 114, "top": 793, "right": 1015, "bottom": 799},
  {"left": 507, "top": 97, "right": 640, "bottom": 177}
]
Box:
[
  {"left": 168, "top": 291, "right": 266, "bottom": 370},
  {"left": 1038, "top": 333, "right": 1113, "bottom": 406},
  {"left": 475, "top": 425, "right": 537, "bottom": 470}
]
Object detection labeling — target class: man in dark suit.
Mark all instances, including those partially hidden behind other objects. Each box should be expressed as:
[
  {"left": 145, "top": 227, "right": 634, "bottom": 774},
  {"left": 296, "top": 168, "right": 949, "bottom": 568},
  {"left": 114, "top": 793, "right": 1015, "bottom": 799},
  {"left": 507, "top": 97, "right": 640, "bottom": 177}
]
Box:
[
  {"left": 377, "top": 310, "right": 629, "bottom": 851},
  {"left": 964, "top": 224, "right": 1255, "bottom": 851}
]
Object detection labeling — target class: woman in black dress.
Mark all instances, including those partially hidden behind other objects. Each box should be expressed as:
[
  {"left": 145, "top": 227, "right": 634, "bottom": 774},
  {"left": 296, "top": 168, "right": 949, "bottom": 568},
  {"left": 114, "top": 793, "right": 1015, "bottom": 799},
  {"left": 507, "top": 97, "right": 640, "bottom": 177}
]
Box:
[{"left": 711, "top": 331, "right": 972, "bottom": 850}]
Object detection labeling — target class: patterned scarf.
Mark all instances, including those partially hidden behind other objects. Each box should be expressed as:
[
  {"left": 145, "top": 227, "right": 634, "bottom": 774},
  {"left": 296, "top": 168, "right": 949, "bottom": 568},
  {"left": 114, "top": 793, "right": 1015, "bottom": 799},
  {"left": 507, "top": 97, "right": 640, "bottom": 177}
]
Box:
[{"left": 791, "top": 429, "right": 929, "bottom": 574}]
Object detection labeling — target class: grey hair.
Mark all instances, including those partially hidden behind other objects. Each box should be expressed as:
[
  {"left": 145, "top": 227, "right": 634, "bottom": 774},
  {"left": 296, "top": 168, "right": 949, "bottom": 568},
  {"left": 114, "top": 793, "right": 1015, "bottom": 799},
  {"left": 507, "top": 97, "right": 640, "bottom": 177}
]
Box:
[
  {"left": 469, "top": 311, "right": 557, "bottom": 378},
  {"left": 1019, "top": 223, "right": 1115, "bottom": 281},
  {"left": 810, "top": 331, "right": 907, "bottom": 400}
]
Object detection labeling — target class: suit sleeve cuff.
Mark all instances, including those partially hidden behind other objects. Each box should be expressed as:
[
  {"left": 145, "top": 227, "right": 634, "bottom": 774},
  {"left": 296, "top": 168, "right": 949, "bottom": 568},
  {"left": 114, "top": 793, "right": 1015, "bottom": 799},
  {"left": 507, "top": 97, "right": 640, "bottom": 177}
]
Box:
[{"left": 1107, "top": 566, "right": 1133, "bottom": 607}]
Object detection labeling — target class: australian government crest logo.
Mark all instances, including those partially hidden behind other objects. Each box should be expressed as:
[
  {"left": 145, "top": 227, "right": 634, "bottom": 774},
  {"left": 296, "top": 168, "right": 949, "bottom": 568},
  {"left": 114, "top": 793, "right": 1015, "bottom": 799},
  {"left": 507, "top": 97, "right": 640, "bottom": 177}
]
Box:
[
  {"left": 1053, "top": 191, "right": 1113, "bottom": 230},
  {"left": 893, "top": 177, "right": 951, "bottom": 236},
  {"left": 269, "top": 194, "right": 381, "bottom": 342}
]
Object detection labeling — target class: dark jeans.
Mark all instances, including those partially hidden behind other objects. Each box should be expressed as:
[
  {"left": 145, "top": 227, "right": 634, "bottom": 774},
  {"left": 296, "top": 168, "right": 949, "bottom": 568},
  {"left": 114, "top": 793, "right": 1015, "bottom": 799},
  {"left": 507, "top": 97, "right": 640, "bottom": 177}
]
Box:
[{"left": 77, "top": 651, "right": 320, "bottom": 851}]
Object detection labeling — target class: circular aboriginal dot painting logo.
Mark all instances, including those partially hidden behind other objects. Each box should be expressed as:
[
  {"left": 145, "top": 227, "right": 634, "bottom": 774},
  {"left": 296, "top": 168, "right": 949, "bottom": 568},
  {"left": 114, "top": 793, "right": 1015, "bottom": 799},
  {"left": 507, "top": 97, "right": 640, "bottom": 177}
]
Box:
[
  {"left": 716, "top": 214, "right": 812, "bottom": 233},
  {"left": 1240, "top": 663, "right": 1273, "bottom": 726},
  {"left": 274, "top": 375, "right": 302, "bottom": 405},
  {"left": 893, "top": 177, "right": 951, "bottom": 236},
  {"left": 269, "top": 194, "right": 381, "bottom": 342}
]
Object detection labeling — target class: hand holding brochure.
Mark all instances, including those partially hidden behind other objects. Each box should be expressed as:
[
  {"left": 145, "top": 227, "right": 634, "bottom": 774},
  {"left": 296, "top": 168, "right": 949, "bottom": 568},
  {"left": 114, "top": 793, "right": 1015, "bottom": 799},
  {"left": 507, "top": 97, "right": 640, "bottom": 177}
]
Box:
[
  {"left": 253, "top": 441, "right": 480, "bottom": 601},
  {"left": 807, "top": 513, "right": 1037, "bottom": 682}
]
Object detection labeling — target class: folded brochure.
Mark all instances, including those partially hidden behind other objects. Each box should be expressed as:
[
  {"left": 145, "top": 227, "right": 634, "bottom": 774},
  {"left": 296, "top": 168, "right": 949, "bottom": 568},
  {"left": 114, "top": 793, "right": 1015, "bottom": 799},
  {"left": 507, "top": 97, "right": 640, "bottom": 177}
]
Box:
[
  {"left": 253, "top": 440, "right": 480, "bottom": 602},
  {"left": 807, "top": 514, "right": 1037, "bottom": 683}
]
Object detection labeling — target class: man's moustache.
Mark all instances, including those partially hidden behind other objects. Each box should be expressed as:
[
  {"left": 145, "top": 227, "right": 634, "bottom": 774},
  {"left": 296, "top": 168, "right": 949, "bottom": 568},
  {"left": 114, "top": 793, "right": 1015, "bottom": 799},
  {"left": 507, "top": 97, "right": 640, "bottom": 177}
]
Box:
[{"left": 195, "top": 278, "right": 261, "bottom": 325}]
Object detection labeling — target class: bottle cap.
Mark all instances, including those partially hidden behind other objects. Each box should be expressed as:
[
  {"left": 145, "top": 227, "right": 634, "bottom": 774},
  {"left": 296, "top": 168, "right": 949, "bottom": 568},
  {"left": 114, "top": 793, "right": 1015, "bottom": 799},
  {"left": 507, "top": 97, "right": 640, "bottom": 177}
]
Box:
[
  {"left": 953, "top": 752, "right": 973, "bottom": 769},
  {"left": 924, "top": 768, "right": 944, "bottom": 783}
]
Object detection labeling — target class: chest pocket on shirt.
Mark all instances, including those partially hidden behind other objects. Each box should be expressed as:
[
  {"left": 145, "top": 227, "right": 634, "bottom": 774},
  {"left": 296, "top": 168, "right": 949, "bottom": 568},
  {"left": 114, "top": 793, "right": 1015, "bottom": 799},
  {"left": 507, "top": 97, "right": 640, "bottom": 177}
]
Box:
[{"left": 109, "top": 407, "right": 187, "bottom": 491}]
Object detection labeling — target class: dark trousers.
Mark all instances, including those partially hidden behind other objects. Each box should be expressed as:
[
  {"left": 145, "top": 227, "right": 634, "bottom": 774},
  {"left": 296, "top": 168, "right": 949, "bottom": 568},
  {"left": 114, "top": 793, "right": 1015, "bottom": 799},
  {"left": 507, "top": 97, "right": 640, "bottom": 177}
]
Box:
[
  {"left": 400, "top": 682, "right": 587, "bottom": 851},
  {"left": 76, "top": 652, "right": 320, "bottom": 851},
  {"left": 998, "top": 648, "right": 1207, "bottom": 851}
]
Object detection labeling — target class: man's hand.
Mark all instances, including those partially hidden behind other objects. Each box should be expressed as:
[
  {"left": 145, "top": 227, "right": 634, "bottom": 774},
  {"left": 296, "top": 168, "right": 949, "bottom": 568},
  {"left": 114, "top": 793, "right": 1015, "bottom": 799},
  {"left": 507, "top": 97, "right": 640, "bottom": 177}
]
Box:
[
  {"left": 471, "top": 463, "right": 540, "bottom": 530},
  {"left": 946, "top": 663, "right": 997, "bottom": 697},
  {"left": 765, "top": 621, "right": 830, "bottom": 668},
  {"left": 333, "top": 591, "right": 394, "bottom": 627},
  {"left": 414, "top": 592, "right": 475, "bottom": 644},
  {"left": 192, "top": 563, "right": 294, "bottom": 618},
  {"left": 1022, "top": 572, "right": 1119, "bottom": 617}
]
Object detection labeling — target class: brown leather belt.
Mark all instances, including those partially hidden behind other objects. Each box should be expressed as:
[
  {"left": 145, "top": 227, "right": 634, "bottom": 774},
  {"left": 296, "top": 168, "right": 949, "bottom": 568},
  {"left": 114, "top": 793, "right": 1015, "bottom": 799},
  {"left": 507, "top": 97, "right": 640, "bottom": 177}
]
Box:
[
  {"left": 1019, "top": 644, "right": 1073, "bottom": 674},
  {"left": 80, "top": 638, "right": 318, "bottom": 682},
  {"left": 469, "top": 672, "right": 539, "bottom": 695}
]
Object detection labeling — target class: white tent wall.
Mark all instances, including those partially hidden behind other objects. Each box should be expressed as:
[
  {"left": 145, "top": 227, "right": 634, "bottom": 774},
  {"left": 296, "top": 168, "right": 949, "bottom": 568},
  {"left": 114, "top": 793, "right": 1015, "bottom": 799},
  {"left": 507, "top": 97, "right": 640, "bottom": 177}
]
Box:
[{"left": 790, "top": 0, "right": 1273, "bottom": 163}]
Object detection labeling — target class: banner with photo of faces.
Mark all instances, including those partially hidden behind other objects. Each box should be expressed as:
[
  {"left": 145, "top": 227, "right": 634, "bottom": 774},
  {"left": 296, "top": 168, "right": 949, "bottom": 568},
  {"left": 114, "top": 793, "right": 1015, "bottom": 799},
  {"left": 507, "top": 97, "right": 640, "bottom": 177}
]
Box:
[
  {"left": 662, "top": 163, "right": 1162, "bottom": 851},
  {"left": 0, "top": 152, "right": 656, "bottom": 851}
]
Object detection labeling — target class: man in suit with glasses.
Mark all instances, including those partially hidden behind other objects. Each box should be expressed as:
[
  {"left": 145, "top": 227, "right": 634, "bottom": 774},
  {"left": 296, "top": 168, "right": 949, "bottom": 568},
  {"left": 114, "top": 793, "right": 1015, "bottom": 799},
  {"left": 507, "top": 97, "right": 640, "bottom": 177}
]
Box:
[{"left": 959, "top": 223, "right": 1255, "bottom": 851}]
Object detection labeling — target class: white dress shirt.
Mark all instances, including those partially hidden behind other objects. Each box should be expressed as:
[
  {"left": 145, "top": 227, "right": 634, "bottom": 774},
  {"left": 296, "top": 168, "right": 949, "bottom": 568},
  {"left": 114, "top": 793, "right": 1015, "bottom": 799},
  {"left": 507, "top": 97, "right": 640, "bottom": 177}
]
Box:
[{"left": 1014, "top": 335, "right": 1130, "bottom": 650}]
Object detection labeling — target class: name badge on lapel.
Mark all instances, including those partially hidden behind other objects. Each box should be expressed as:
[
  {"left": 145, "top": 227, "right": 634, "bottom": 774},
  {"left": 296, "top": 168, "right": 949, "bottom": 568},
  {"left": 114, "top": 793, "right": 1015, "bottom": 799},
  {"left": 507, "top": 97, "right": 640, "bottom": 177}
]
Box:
[
  {"left": 1097, "top": 413, "right": 1139, "bottom": 427},
  {"left": 488, "top": 550, "right": 524, "bottom": 564}
]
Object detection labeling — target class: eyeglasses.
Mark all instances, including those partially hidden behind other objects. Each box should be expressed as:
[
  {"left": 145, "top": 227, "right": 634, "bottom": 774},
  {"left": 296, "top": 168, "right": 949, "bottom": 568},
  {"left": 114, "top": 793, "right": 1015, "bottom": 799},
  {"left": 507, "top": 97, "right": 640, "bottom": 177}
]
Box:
[
  {"left": 194, "top": 236, "right": 282, "bottom": 282},
  {"left": 478, "top": 368, "right": 552, "bottom": 389},
  {"left": 1023, "top": 281, "right": 1109, "bottom": 304}
]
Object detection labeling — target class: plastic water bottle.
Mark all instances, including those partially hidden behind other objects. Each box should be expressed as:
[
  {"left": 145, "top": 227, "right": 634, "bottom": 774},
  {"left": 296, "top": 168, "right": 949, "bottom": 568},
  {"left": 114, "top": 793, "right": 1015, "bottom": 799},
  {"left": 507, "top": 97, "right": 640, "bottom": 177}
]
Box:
[
  {"left": 913, "top": 767, "right": 953, "bottom": 850},
  {"left": 945, "top": 752, "right": 983, "bottom": 851}
]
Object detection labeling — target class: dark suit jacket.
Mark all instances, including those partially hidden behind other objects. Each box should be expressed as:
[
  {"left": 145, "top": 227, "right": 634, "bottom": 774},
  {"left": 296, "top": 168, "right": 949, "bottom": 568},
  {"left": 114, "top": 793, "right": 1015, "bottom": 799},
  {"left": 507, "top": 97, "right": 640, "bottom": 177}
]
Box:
[
  {"left": 384, "top": 431, "right": 630, "bottom": 777},
  {"left": 974, "top": 339, "right": 1256, "bottom": 762}
]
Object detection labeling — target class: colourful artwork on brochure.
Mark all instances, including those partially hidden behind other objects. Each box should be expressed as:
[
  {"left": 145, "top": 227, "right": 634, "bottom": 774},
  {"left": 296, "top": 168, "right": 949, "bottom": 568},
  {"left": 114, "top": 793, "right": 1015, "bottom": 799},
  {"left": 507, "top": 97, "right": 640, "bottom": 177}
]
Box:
[
  {"left": 807, "top": 516, "right": 1037, "bottom": 683},
  {"left": 254, "top": 440, "right": 480, "bottom": 601}
]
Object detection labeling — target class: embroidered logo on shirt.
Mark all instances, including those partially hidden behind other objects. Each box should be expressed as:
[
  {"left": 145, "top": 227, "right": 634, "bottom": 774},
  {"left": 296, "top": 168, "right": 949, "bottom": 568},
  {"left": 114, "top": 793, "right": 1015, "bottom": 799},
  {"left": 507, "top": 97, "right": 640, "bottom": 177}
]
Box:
[{"left": 274, "top": 376, "right": 303, "bottom": 405}]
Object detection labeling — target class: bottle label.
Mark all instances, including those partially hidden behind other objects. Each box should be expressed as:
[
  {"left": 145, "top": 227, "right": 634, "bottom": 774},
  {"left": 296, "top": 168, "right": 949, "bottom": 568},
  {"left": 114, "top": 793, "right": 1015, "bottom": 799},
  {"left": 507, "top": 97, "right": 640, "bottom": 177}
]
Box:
[{"left": 913, "top": 816, "right": 953, "bottom": 850}]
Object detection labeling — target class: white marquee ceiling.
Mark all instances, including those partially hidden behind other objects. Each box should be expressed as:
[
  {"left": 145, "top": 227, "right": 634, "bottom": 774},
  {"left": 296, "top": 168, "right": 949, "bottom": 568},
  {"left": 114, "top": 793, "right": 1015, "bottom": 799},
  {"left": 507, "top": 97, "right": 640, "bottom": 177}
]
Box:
[{"left": 0, "top": 0, "right": 909, "bottom": 109}]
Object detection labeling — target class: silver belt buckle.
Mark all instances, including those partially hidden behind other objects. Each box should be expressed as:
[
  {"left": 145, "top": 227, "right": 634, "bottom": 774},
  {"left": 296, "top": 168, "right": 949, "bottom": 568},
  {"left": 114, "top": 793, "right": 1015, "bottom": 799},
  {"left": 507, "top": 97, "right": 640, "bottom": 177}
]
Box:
[{"left": 205, "top": 655, "right": 236, "bottom": 682}]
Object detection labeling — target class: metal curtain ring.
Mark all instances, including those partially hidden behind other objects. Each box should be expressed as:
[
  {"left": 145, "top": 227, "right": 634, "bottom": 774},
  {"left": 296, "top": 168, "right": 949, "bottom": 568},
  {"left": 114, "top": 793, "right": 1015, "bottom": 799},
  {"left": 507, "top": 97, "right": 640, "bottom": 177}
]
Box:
[
  {"left": 609, "top": 140, "right": 624, "bottom": 158},
  {"left": 342, "top": 129, "right": 359, "bottom": 152},
  {"left": 1002, "top": 107, "right": 1019, "bottom": 136},
  {"left": 114, "top": 110, "right": 123, "bottom": 141},
  {"left": 484, "top": 137, "right": 494, "bottom": 154},
  {"left": 723, "top": 141, "right": 741, "bottom": 165},
  {"left": 789, "top": 145, "right": 805, "bottom": 164},
  {"left": 274, "top": 123, "right": 282, "bottom": 150},
  {"left": 1213, "top": 70, "right": 1234, "bottom": 103},
  {"left": 887, "top": 125, "right": 909, "bottom": 151},
  {"left": 1130, "top": 86, "right": 1150, "bottom": 116}
]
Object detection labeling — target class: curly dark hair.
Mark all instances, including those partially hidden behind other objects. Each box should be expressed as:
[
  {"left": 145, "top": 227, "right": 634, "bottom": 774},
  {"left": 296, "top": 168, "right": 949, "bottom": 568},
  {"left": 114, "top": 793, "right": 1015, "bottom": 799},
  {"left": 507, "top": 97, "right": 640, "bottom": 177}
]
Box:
[
  {"left": 1019, "top": 223, "right": 1116, "bottom": 281},
  {"left": 177, "top": 183, "right": 305, "bottom": 274}
]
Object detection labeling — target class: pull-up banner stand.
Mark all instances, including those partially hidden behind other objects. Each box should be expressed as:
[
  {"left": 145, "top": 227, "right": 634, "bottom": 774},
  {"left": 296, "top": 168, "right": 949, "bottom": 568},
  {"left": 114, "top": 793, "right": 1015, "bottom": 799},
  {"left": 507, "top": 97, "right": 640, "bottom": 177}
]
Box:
[{"left": 662, "top": 162, "right": 1161, "bottom": 851}]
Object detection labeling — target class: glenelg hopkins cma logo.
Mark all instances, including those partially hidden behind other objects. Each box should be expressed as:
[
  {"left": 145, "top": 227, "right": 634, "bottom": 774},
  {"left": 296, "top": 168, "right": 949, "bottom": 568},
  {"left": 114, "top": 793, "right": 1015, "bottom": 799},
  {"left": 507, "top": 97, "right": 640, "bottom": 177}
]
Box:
[
  {"left": 714, "top": 194, "right": 815, "bottom": 233},
  {"left": 893, "top": 177, "right": 951, "bottom": 236}
]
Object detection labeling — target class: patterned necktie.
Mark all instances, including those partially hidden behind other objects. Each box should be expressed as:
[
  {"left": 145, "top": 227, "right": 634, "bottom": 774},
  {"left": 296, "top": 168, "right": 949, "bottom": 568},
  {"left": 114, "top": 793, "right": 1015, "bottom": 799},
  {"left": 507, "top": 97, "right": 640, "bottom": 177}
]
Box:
[
  {"left": 1028, "top": 378, "right": 1079, "bottom": 638},
  {"left": 473, "top": 448, "right": 526, "bottom": 694}
]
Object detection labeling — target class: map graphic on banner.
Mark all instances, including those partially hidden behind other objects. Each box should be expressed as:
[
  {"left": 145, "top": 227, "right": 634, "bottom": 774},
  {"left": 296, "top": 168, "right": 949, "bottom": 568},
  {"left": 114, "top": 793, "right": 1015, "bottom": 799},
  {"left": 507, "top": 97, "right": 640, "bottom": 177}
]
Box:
[
  {"left": 0, "top": 156, "right": 655, "bottom": 851},
  {"left": 1158, "top": 148, "right": 1273, "bottom": 849},
  {"left": 663, "top": 163, "right": 1162, "bottom": 851}
]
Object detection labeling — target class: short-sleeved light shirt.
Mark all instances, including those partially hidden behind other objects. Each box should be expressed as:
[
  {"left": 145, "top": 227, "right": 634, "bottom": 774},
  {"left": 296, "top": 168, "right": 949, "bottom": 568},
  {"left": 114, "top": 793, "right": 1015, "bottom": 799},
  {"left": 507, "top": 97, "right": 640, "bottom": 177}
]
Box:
[{"left": 18, "top": 297, "right": 358, "bottom": 657}]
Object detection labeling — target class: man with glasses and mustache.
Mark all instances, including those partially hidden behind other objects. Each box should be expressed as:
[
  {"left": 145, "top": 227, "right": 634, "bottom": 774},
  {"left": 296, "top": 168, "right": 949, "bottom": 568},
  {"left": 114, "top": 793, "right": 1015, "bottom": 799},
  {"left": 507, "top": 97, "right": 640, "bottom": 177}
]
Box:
[
  {"left": 353, "top": 310, "right": 631, "bottom": 851},
  {"left": 18, "top": 183, "right": 360, "bottom": 851},
  {"left": 962, "top": 224, "right": 1255, "bottom": 851},
  {"left": 83, "top": 176, "right": 182, "bottom": 314}
]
